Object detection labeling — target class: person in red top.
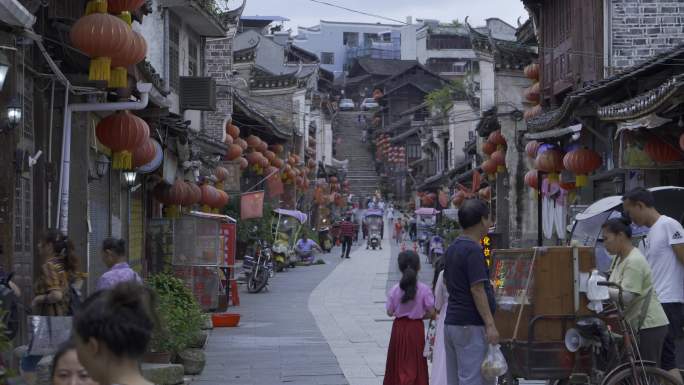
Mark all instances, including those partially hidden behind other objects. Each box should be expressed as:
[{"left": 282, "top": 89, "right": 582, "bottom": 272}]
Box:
[{"left": 339, "top": 216, "right": 355, "bottom": 259}]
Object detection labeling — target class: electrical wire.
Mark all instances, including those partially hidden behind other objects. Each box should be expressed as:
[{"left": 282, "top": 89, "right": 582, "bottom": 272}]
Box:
[{"left": 306, "top": 0, "right": 408, "bottom": 25}]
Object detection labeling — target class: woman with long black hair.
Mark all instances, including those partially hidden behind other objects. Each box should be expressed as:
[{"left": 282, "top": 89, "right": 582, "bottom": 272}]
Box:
[{"left": 384, "top": 251, "right": 435, "bottom": 385}]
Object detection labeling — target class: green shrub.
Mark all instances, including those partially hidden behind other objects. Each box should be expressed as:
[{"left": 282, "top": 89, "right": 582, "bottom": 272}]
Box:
[{"left": 148, "top": 273, "right": 205, "bottom": 354}]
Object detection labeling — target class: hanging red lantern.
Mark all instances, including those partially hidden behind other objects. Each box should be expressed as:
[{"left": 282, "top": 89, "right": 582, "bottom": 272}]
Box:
[
  {"left": 200, "top": 184, "right": 220, "bottom": 211},
  {"left": 272, "top": 158, "right": 284, "bottom": 168},
  {"left": 307, "top": 158, "right": 316, "bottom": 169},
  {"left": 258, "top": 154, "right": 270, "bottom": 169},
  {"left": 269, "top": 144, "right": 284, "bottom": 154},
  {"left": 481, "top": 159, "right": 497, "bottom": 177},
  {"left": 438, "top": 191, "right": 449, "bottom": 207},
  {"left": 645, "top": 137, "right": 682, "bottom": 164},
  {"left": 563, "top": 148, "right": 602, "bottom": 187},
  {"left": 246, "top": 152, "right": 260, "bottom": 165},
  {"left": 246, "top": 135, "right": 261, "bottom": 148},
  {"left": 132, "top": 138, "right": 156, "bottom": 168},
  {"left": 167, "top": 179, "right": 188, "bottom": 206},
  {"left": 227, "top": 123, "right": 240, "bottom": 139},
  {"left": 488, "top": 130, "right": 506, "bottom": 149},
  {"left": 186, "top": 183, "right": 202, "bottom": 206},
  {"left": 70, "top": 12, "right": 132, "bottom": 82},
  {"left": 524, "top": 105, "right": 542, "bottom": 121},
  {"left": 226, "top": 144, "right": 243, "bottom": 161},
  {"left": 524, "top": 63, "right": 540, "bottom": 80},
  {"left": 491, "top": 150, "right": 506, "bottom": 173},
  {"left": 482, "top": 141, "right": 496, "bottom": 156},
  {"left": 451, "top": 191, "right": 466, "bottom": 207},
  {"left": 235, "top": 138, "right": 248, "bottom": 151},
  {"left": 524, "top": 169, "right": 539, "bottom": 189},
  {"left": 109, "top": 30, "right": 147, "bottom": 88},
  {"left": 524, "top": 82, "right": 540, "bottom": 103},
  {"left": 525, "top": 140, "right": 541, "bottom": 159},
  {"left": 96, "top": 111, "right": 150, "bottom": 169},
  {"left": 257, "top": 140, "right": 268, "bottom": 153},
  {"left": 214, "top": 166, "right": 229, "bottom": 182},
  {"left": 535, "top": 149, "right": 564, "bottom": 181},
  {"left": 421, "top": 195, "right": 435, "bottom": 207},
  {"left": 215, "top": 190, "right": 230, "bottom": 209},
  {"left": 264, "top": 150, "right": 276, "bottom": 162},
  {"left": 238, "top": 157, "right": 248, "bottom": 170},
  {"left": 224, "top": 135, "right": 234, "bottom": 146}
]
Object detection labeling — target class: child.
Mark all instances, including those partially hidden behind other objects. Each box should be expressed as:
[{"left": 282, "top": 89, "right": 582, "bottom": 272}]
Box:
[{"left": 384, "top": 251, "right": 435, "bottom": 385}]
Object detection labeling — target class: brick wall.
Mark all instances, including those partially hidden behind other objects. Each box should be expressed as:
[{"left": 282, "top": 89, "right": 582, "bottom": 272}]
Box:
[
  {"left": 204, "top": 33, "right": 234, "bottom": 141},
  {"left": 611, "top": 0, "right": 684, "bottom": 69}
]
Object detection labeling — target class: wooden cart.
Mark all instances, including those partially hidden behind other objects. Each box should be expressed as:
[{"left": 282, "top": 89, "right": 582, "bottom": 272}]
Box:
[{"left": 491, "top": 246, "right": 596, "bottom": 382}]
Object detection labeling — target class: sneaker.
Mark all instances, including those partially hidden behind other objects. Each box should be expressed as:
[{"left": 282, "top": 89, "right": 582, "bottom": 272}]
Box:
[{"left": 345, "top": 256, "right": 350, "bottom": 259}]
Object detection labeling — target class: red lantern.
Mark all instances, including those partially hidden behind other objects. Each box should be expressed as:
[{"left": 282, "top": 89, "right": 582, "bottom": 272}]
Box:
[
  {"left": 258, "top": 154, "right": 270, "bottom": 168},
  {"left": 269, "top": 144, "right": 284, "bottom": 154},
  {"left": 227, "top": 123, "right": 240, "bottom": 139},
  {"left": 264, "top": 150, "right": 276, "bottom": 162},
  {"left": 132, "top": 138, "right": 156, "bottom": 168},
  {"left": 226, "top": 144, "right": 243, "bottom": 161},
  {"left": 257, "top": 140, "right": 268, "bottom": 153},
  {"left": 70, "top": 13, "right": 132, "bottom": 81},
  {"left": 488, "top": 130, "right": 506, "bottom": 149},
  {"left": 525, "top": 140, "right": 541, "bottom": 159},
  {"left": 200, "top": 184, "right": 220, "bottom": 210},
  {"left": 214, "top": 166, "right": 229, "bottom": 182},
  {"left": 167, "top": 179, "right": 188, "bottom": 205},
  {"left": 272, "top": 158, "right": 284, "bottom": 168},
  {"left": 524, "top": 169, "right": 539, "bottom": 189},
  {"left": 224, "top": 135, "right": 234, "bottom": 146},
  {"left": 451, "top": 191, "right": 466, "bottom": 207},
  {"left": 481, "top": 159, "right": 497, "bottom": 176},
  {"left": 524, "top": 63, "right": 540, "bottom": 80},
  {"left": 535, "top": 149, "right": 564, "bottom": 181},
  {"left": 235, "top": 138, "right": 248, "bottom": 150},
  {"left": 109, "top": 30, "right": 147, "bottom": 88},
  {"left": 246, "top": 152, "right": 260, "bottom": 165},
  {"left": 421, "top": 195, "right": 435, "bottom": 207},
  {"left": 438, "top": 191, "right": 449, "bottom": 208},
  {"left": 524, "top": 105, "right": 542, "bottom": 121},
  {"left": 246, "top": 135, "right": 261, "bottom": 148},
  {"left": 482, "top": 141, "right": 496, "bottom": 156},
  {"left": 563, "top": 148, "right": 602, "bottom": 187},
  {"left": 644, "top": 137, "right": 682, "bottom": 164},
  {"left": 238, "top": 157, "right": 248, "bottom": 170},
  {"left": 216, "top": 190, "right": 230, "bottom": 209},
  {"left": 524, "top": 82, "right": 540, "bottom": 103},
  {"left": 186, "top": 183, "right": 202, "bottom": 206},
  {"left": 491, "top": 150, "right": 506, "bottom": 173},
  {"left": 96, "top": 111, "right": 150, "bottom": 169}
]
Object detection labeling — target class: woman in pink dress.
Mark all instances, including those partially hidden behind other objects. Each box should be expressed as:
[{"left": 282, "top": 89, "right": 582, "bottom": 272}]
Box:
[
  {"left": 384, "top": 251, "right": 435, "bottom": 385},
  {"left": 430, "top": 261, "right": 449, "bottom": 385}
]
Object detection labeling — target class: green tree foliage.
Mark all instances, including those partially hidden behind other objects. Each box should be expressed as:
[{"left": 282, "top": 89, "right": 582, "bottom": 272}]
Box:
[{"left": 425, "top": 80, "right": 466, "bottom": 117}]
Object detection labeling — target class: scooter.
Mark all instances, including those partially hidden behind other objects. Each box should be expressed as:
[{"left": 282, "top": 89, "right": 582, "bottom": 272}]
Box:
[
  {"left": 428, "top": 235, "right": 445, "bottom": 266},
  {"left": 319, "top": 227, "right": 333, "bottom": 253},
  {"left": 367, "top": 231, "right": 382, "bottom": 250}
]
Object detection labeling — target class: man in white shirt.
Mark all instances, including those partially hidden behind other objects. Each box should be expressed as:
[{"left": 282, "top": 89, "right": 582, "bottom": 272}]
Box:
[{"left": 623, "top": 187, "right": 684, "bottom": 377}]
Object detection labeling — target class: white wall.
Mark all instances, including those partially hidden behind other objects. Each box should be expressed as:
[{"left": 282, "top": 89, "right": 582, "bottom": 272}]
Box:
[
  {"left": 479, "top": 60, "right": 496, "bottom": 112},
  {"left": 400, "top": 24, "right": 418, "bottom": 61},
  {"left": 294, "top": 21, "right": 403, "bottom": 77},
  {"left": 448, "top": 101, "right": 478, "bottom": 167}
]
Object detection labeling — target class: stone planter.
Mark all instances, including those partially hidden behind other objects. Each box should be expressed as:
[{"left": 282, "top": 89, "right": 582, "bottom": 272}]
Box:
[
  {"left": 143, "top": 351, "right": 172, "bottom": 364},
  {"left": 141, "top": 363, "right": 184, "bottom": 385},
  {"left": 177, "top": 348, "right": 206, "bottom": 375},
  {"left": 188, "top": 330, "right": 208, "bottom": 349},
  {"left": 201, "top": 315, "right": 213, "bottom": 330}
]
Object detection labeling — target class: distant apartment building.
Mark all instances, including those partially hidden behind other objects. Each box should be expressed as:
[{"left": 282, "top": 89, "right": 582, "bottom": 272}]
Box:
[
  {"left": 293, "top": 20, "right": 405, "bottom": 77},
  {"left": 401, "top": 19, "right": 477, "bottom": 80}
]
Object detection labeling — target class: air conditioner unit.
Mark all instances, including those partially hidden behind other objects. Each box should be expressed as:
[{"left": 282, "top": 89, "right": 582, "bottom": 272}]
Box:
[{"left": 179, "top": 76, "right": 216, "bottom": 111}]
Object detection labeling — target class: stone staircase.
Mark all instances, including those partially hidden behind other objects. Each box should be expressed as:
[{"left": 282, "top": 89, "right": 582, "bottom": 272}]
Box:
[{"left": 333, "top": 111, "right": 379, "bottom": 204}]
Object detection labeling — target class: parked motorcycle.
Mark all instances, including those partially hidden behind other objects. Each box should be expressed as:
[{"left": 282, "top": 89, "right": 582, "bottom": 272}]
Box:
[
  {"left": 319, "top": 227, "right": 333, "bottom": 252},
  {"left": 428, "top": 235, "right": 445, "bottom": 266},
  {"left": 242, "top": 232, "right": 274, "bottom": 293}
]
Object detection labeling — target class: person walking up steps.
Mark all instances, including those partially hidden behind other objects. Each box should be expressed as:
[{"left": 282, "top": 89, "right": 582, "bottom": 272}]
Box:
[{"left": 384, "top": 251, "right": 435, "bottom": 385}]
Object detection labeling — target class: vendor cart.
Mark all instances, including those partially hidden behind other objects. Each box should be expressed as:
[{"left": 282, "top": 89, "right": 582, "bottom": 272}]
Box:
[{"left": 147, "top": 211, "right": 237, "bottom": 311}]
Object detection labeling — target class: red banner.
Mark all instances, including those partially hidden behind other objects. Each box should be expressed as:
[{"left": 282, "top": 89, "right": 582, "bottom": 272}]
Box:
[
  {"left": 220, "top": 222, "right": 236, "bottom": 266},
  {"left": 241, "top": 191, "right": 264, "bottom": 219}
]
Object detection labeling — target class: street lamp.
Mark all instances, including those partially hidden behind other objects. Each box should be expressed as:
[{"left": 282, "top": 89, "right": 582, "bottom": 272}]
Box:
[
  {"left": 95, "top": 154, "right": 110, "bottom": 178},
  {"left": 2, "top": 96, "right": 21, "bottom": 132},
  {"left": 123, "top": 170, "right": 137, "bottom": 187}
]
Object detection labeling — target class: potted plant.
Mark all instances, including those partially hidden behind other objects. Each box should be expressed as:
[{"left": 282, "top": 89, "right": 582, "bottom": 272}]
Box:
[{"left": 146, "top": 273, "right": 205, "bottom": 363}]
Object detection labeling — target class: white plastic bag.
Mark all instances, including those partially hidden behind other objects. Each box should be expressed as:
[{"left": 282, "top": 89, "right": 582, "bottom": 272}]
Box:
[
  {"left": 481, "top": 344, "right": 508, "bottom": 380},
  {"left": 587, "top": 269, "right": 609, "bottom": 313}
]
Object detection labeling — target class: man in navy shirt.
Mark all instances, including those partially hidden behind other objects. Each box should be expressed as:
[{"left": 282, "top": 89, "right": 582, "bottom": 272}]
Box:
[{"left": 444, "top": 199, "right": 498, "bottom": 385}]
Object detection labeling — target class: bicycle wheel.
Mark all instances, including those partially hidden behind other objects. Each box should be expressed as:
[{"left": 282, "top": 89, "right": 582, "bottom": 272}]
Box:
[{"left": 603, "top": 364, "right": 682, "bottom": 385}]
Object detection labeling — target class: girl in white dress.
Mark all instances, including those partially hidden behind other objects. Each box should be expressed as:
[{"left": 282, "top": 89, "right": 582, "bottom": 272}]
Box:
[{"left": 430, "top": 262, "right": 450, "bottom": 385}]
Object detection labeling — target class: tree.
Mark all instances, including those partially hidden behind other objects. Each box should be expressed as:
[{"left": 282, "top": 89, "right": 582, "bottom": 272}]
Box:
[{"left": 425, "top": 80, "right": 466, "bottom": 117}]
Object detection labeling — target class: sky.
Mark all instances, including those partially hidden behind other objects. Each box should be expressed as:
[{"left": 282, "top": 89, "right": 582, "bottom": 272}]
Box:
[{"left": 230, "top": 0, "right": 528, "bottom": 32}]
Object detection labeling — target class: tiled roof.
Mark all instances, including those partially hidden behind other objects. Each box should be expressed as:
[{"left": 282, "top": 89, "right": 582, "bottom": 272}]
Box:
[{"left": 355, "top": 57, "right": 419, "bottom": 77}]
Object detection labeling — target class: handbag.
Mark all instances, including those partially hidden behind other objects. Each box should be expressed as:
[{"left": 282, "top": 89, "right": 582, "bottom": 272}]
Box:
[
  {"left": 27, "top": 315, "right": 73, "bottom": 356},
  {"left": 423, "top": 319, "right": 436, "bottom": 361}
]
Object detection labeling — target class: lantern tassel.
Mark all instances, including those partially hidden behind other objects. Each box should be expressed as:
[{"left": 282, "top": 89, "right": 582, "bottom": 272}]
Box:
[
  {"left": 116, "top": 11, "right": 132, "bottom": 25},
  {"left": 89, "top": 57, "right": 112, "bottom": 82},
  {"left": 216, "top": 182, "right": 225, "bottom": 190},
  {"left": 575, "top": 174, "right": 588, "bottom": 188},
  {"left": 109, "top": 67, "right": 128, "bottom": 89},
  {"left": 112, "top": 151, "right": 133, "bottom": 170},
  {"left": 202, "top": 204, "right": 211, "bottom": 213},
  {"left": 497, "top": 165, "right": 506, "bottom": 173},
  {"left": 547, "top": 173, "right": 559, "bottom": 182},
  {"left": 85, "top": 0, "right": 107, "bottom": 14},
  {"left": 165, "top": 205, "right": 180, "bottom": 219}
]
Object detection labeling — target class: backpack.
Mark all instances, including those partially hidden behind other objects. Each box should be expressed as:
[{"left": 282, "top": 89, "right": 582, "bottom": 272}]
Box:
[{"left": 0, "top": 273, "right": 19, "bottom": 340}]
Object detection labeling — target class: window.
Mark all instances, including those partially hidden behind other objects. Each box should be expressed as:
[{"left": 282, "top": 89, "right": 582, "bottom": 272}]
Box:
[
  {"left": 14, "top": 176, "right": 32, "bottom": 253},
  {"left": 426, "top": 34, "right": 471, "bottom": 50},
  {"left": 321, "top": 52, "right": 334, "bottom": 65},
  {"left": 363, "top": 33, "right": 379, "bottom": 47},
  {"left": 188, "top": 36, "right": 199, "bottom": 77},
  {"left": 407, "top": 142, "right": 421, "bottom": 159},
  {"left": 343, "top": 32, "right": 359, "bottom": 47},
  {"left": 169, "top": 15, "right": 180, "bottom": 90}
]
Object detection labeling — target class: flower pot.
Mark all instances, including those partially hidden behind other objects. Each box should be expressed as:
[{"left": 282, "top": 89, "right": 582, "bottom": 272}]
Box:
[
  {"left": 211, "top": 313, "right": 240, "bottom": 327},
  {"left": 143, "top": 351, "right": 172, "bottom": 364}
]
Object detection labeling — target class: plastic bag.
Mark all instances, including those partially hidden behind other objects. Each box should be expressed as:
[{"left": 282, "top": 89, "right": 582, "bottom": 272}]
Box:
[
  {"left": 423, "top": 320, "right": 436, "bottom": 361},
  {"left": 587, "top": 269, "right": 609, "bottom": 313},
  {"left": 481, "top": 344, "right": 508, "bottom": 380}
]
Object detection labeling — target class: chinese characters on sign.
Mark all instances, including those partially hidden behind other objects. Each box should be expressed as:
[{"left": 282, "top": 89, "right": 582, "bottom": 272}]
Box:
[
  {"left": 492, "top": 254, "right": 533, "bottom": 306},
  {"left": 480, "top": 234, "right": 492, "bottom": 267}
]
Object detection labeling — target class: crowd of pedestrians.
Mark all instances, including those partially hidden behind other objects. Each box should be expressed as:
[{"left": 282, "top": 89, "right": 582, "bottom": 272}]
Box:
[{"left": 383, "top": 187, "right": 684, "bottom": 385}]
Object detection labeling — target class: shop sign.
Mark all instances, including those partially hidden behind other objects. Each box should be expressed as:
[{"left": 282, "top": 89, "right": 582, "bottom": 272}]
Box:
[{"left": 481, "top": 234, "right": 493, "bottom": 267}]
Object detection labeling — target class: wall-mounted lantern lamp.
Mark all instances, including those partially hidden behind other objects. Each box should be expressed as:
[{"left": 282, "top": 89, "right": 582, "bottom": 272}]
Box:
[{"left": 123, "top": 170, "right": 137, "bottom": 187}]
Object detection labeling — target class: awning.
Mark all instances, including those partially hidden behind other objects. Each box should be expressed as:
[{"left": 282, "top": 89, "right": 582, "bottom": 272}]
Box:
[
  {"left": 390, "top": 127, "right": 420, "bottom": 143},
  {"left": 273, "top": 209, "right": 308, "bottom": 223},
  {"left": 524, "top": 123, "right": 582, "bottom": 140},
  {"left": 0, "top": 0, "right": 35, "bottom": 28}
]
